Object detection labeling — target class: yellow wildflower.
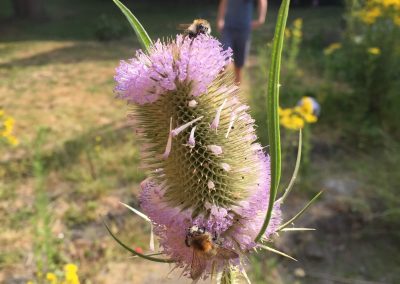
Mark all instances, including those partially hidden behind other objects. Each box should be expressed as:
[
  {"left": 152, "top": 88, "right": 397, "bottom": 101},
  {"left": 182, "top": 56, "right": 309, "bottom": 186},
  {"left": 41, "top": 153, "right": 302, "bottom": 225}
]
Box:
[
  {"left": 280, "top": 108, "right": 305, "bottom": 130},
  {"left": 46, "top": 272, "right": 58, "bottom": 284},
  {"left": 292, "top": 29, "right": 302, "bottom": 38},
  {"left": 295, "top": 97, "right": 318, "bottom": 123},
  {"left": 294, "top": 106, "right": 317, "bottom": 123},
  {"left": 323, "top": 42, "right": 342, "bottom": 55},
  {"left": 63, "top": 264, "right": 80, "bottom": 284},
  {"left": 6, "top": 135, "right": 19, "bottom": 146},
  {"left": 300, "top": 112, "right": 318, "bottom": 123},
  {"left": 280, "top": 115, "right": 292, "bottom": 129},
  {"left": 360, "top": 7, "right": 382, "bottom": 24},
  {"left": 280, "top": 114, "right": 305, "bottom": 130},
  {"left": 293, "top": 18, "right": 303, "bottom": 28},
  {"left": 0, "top": 111, "right": 19, "bottom": 147},
  {"left": 280, "top": 97, "right": 319, "bottom": 130},
  {"left": 278, "top": 107, "right": 292, "bottom": 117},
  {"left": 382, "top": 0, "right": 400, "bottom": 8},
  {"left": 291, "top": 116, "right": 305, "bottom": 129},
  {"left": 298, "top": 97, "right": 314, "bottom": 114},
  {"left": 3, "top": 117, "right": 15, "bottom": 135},
  {"left": 367, "top": 47, "right": 381, "bottom": 55}
]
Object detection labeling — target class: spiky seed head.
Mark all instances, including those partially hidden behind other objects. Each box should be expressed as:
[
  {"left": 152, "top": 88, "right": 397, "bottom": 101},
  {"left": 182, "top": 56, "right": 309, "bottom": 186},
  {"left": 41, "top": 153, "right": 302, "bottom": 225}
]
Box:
[{"left": 115, "top": 33, "right": 282, "bottom": 280}]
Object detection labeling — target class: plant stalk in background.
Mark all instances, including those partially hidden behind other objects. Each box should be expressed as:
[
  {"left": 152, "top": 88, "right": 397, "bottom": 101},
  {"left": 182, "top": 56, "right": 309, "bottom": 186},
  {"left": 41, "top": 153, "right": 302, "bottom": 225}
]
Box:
[{"left": 33, "top": 128, "right": 57, "bottom": 275}]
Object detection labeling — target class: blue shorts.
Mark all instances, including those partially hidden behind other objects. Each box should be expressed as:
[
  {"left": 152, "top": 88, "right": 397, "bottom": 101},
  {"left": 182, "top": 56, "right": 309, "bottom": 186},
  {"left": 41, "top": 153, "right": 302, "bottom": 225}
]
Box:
[{"left": 221, "top": 28, "right": 251, "bottom": 68}]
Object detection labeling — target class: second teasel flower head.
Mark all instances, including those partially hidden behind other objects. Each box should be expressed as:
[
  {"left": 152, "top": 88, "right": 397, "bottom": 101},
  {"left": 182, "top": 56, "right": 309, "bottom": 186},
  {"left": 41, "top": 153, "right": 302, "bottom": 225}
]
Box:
[{"left": 115, "top": 33, "right": 281, "bottom": 279}]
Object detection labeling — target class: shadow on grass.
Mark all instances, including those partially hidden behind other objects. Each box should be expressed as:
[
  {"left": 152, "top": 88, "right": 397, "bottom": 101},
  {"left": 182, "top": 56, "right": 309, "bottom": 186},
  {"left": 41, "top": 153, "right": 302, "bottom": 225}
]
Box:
[
  {"left": 0, "top": 121, "right": 135, "bottom": 179},
  {"left": 0, "top": 0, "right": 216, "bottom": 42},
  {"left": 0, "top": 41, "right": 133, "bottom": 68}
]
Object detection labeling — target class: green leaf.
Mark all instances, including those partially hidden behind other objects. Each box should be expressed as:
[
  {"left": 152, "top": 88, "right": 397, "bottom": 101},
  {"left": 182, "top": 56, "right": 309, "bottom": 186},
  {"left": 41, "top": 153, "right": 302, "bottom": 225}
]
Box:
[
  {"left": 277, "top": 191, "right": 323, "bottom": 231},
  {"left": 112, "top": 0, "right": 152, "bottom": 51},
  {"left": 278, "top": 129, "right": 302, "bottom": 203},
  {"left": 103, "top": 221, "right": 174, "bottom": 263},
  {"left": 255, "top": 0, "right": 291, "bottom": 242}
]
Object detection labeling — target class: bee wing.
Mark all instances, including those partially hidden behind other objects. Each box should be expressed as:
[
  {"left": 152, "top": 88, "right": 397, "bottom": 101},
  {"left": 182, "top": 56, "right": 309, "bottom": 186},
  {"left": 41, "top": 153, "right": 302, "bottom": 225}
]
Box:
[
  {"left": 216, "top": 247, "right": 239, "bottom": 260},
  {"left": 177, "top": 23, "right": 190, "bottom": 31},
  {"left": 190, "top": 249, "right": 207, "bottom": 280}
]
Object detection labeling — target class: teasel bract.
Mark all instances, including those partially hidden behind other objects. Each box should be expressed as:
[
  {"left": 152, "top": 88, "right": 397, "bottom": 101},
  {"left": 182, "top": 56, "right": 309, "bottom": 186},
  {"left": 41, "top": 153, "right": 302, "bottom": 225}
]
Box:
[{"left": 108, "top": 0, "right": 321, "bottom": 282}]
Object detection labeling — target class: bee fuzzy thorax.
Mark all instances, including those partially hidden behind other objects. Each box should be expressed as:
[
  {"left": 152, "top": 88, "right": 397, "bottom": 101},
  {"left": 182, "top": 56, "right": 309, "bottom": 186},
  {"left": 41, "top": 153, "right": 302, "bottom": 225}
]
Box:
[
  {"left": 185, "top": 226, "right": 212, "bottom": 250},
  {"left": 189, "top": 234, "right": 214, "bottom": 253},
  {"left": 186, "top": 19, "right": 211, "bottom": 38},
  {"left": 185, "top": 226, "right": 237, "bottom": 256}
]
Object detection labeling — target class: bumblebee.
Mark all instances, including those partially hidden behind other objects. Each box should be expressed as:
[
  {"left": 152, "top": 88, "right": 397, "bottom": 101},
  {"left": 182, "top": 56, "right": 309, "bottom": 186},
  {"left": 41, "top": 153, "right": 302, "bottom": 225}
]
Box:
[
  {"left": 180, "top": 19, "right": 212, "bottom": 38},
  {"left": 185, "top": 226, "right": 238, "bottom": 280}
]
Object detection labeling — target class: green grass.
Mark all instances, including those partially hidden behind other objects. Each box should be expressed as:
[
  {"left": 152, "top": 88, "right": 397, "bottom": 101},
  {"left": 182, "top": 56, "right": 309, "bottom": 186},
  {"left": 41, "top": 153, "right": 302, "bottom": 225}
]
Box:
[
  {"left": 0, "top": 0, "right": 399, "bottom": 282},
  {"left": 0, "top": 0, "right": 217, "bottom": 41}
]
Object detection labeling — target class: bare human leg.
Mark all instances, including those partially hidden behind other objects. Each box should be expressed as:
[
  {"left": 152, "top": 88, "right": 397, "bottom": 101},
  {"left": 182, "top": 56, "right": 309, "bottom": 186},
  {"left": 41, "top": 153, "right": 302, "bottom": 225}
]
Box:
[{"left": 234, "top": 66, "right": 242, "bottom": 85}]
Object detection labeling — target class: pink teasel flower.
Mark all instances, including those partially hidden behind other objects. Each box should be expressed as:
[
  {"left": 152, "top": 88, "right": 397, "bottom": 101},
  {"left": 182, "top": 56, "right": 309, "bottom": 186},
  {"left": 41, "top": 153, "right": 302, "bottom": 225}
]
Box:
[
  {"left": 171, "top": 116, "right": 203, "bottom": 137},
  {"left": 210, "top": 99, "right": 227, "bottom": 131},
  {"left": 139, "top": 151, "right": 282, "bottom": 279},
  {"left": 114, "top": 33, "right": 282, "bottom": 281},
  {"left": 207, "top": 145, "right": 223, "bottom": 156},
  {"left": 187, "top": 126, "right": 196, "bottom": 148},
  {"left": 188, "top": 99, "right": 198, "bottom": 108},
  {"left": 162, "top": 117, "right": 173, "bottom": 159},
  {"left": 115, "top": 34, "right": 232, "bottom": 104},
  {"left": 220, "top": 162, "right": 231, "bottom": 172}
]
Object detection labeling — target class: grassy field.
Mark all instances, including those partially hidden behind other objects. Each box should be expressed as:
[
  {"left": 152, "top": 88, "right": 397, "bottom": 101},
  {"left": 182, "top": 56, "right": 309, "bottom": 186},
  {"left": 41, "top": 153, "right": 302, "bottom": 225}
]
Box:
[{"left": 1, "top": 0, "right": 399, "bottom": 283}]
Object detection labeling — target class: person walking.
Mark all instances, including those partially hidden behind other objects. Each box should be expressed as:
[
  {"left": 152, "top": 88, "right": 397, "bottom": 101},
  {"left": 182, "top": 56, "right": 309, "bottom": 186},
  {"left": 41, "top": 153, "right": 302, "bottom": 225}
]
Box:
[{"left": 217, "top": 0, "right": 267, "bottom": 84}]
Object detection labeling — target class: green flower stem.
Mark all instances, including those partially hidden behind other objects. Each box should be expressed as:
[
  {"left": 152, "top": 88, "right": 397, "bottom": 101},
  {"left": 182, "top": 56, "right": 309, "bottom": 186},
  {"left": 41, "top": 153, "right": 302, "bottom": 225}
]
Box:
[
  {"left": 279, "top": 130, "right": 302, "bottom": 203},
  {"left": 301, "top": 124, "right": 311, "bottom": 176},
  {"left": 104, "top": 222, "right": 174, "bottom": 263},
  {"left": 220, "top": 266, "right": 239, "bottom": 284},
  {"left": 255, "top": 0, "right": 291, "bottom": 243}
]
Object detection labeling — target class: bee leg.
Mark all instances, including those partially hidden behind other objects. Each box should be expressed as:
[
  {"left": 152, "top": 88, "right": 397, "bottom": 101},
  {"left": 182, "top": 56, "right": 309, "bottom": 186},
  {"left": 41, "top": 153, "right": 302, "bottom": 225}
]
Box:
[
  {"left": 185, "top": 236, "right": 191, "bottom": 247},
  {"left": 188, "top": 31, "right": 196, "bottom": 39},
  {"left": 210, "top": 260, "right": 217, "bottom": 281},
  {"left": 212, "top": 232, "right": 218, "bottom": 242}
]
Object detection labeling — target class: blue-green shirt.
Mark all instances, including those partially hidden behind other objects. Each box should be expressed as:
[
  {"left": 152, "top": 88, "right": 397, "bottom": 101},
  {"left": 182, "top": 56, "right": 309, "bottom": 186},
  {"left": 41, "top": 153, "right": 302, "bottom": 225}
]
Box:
[{"left": 224, "top": 0, "right": 254, "bottom": 31}]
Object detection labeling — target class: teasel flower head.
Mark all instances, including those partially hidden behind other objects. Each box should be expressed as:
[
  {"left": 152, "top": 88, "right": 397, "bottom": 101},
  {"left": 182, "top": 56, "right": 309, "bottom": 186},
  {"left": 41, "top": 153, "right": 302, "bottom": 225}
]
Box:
[{"left": 115, "top": 33, "right": 282, "bottom": 280}]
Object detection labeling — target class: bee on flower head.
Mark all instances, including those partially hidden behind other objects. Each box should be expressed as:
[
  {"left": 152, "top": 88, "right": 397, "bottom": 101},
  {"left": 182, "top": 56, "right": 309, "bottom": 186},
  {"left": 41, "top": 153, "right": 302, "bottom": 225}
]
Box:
[
  {"left": 179, "top": 19, "right": 212, "bottom": 39},
  {"left": 185, "top": 225, "right": 238, "bottom": 280}
]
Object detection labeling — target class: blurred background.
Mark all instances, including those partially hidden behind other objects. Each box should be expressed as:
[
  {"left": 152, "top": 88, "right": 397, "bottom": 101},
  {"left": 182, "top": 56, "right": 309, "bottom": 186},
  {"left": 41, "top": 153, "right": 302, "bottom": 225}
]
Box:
[{"left": 1, "top": 0, "right": 399, "bottom": 283}]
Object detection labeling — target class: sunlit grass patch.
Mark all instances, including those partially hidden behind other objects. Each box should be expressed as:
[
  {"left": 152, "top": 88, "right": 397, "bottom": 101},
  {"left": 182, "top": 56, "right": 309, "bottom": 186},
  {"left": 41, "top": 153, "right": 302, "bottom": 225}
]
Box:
[
  {"left": 0, "top": 40, "right": 133, "bottom": 149},
  {"left": 0, "top": 34, "right": 148, "bottom": 280}
]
